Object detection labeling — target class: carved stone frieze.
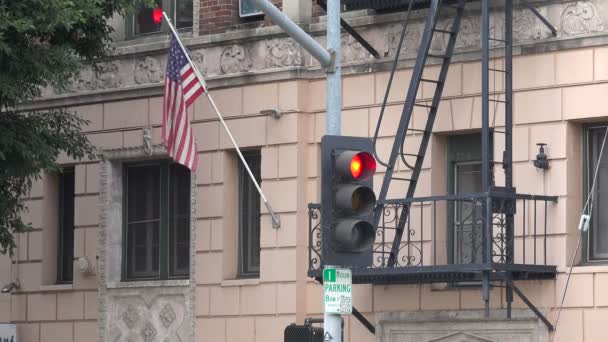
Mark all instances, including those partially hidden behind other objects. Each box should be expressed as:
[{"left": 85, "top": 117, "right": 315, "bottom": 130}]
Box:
[
  {"left": 513, "top": 9, "right": 543, "bottom": 42},
  {"left": 190, "top": 49, "right": 208, "bottom": 75},
  {"left": 342, "top": 33, "right": 373, "bottom": 64},
  {"left": 220, "top": 45, "right": 253, "bottom": 74},
  {"left": 561, "top": 1, "right": 604, "bottom": 36},
  {"left": 95, "top": 61, "right": 124, "bottom": 89},
  {"left": 377, "top": 310, "right": 548, "bottom": 342},
  {"left": 108, "top": 293, "right": 187, "bottom": 342},
  {"left": 387, "top": 23, "right": 422, "bottom": 58},
  {"left": 35, "top": 0, "right": 608, "bottom": 100},
  {"left": 68, "top": 60, "right": 124, "bottom": 92},
  {"left": 265, "top": 38, "right": 303, "bottom": 68},
  {"left": 430, "top": 332, "right": 494, "bottom": 342},
  {"left": 134, "top": 57, "right": 164, "bottom": 85},
  {"left": 455, "top": 17, "right": 481, "bottom": 49}
]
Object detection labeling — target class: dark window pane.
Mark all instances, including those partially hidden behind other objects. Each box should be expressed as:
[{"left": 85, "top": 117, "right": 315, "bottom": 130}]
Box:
[
  {"left": 238, "top": 151, "right": 261, "bottom": 277},
  {"left": 127, "top": 221, "right": 160, "bottom": 279},
  {"left": 169, "top": 163, "right": 191, "bottom": 277},
  {"left": 124, "top": 161, "right": 190, "bottom": 280},
  {"left": 125, "top": 163, "right": 161, "bottom": 280},
  {"left": 127, "top": 164, "right": 161, "bottom": 223},
  {"left": 589, "top": 127, "right": 608, "bottom": 260},
  {"left": 57, "top": 169, "right": 75, "bottom": 283},
  {"left": 176, "top": 0, "right": 193, "bottom": 29},
  {"left": 134, "top": 0, "right": 162, "bottom": 36}
]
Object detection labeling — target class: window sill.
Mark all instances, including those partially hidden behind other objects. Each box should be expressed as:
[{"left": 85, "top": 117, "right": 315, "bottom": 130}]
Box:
[
  {"left": 114, "top": 30, "right": 193, "bottom": 49},
  {"left": 39, "top": 284, "right": 73, "bottom": 292},
  {"left": 107, "top": 279, "right": 190, "bottom": 289},
  {"left": 221, "top": 278, "right": 260, "bottom": 287},
  {"left": 558, "top": 264, "right": 608, "bottom": 274}
]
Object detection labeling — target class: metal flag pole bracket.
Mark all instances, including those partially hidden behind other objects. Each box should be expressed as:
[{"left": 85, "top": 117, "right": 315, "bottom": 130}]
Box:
[{"left": 161, "top": 12, "right": 281, "bottom": 229}]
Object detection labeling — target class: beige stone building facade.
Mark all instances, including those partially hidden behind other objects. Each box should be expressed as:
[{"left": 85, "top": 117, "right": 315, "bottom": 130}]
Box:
[{"left": 5, "top": 0, "right": 608, "bottom": 341}]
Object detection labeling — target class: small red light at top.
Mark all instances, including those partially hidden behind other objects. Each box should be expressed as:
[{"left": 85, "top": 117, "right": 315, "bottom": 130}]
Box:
[
  {"left": 350, "top": 155, "right": 363, "bottom": 179},
  {"left": 153, "top": 7, "right": 163, "bottom": 24}
]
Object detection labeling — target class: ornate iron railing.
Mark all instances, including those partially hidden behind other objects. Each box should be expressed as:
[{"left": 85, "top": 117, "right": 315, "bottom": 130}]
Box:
[{"left": 308, "top": 193, "right": 558, "bottom": 273}]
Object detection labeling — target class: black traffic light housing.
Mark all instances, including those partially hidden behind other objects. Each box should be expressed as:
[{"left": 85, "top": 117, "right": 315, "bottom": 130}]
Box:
[{"left": 321, "top": 135, "right": 377, "bottom": 267}]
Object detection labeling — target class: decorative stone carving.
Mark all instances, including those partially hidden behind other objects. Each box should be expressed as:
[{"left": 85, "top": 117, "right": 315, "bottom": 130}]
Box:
[
  {"left": 456, "top": 17, "right": 481, "bottom": 49},
  {"left": 430, "top": 332, "right": 495, "bottom": 342},
  {"left": 141, "top": 322, "right": 157, "bottom": 340},
  {"left": 342, "top": 34, "right": 373, "bottom": 64},
  {"left": 265, "top": 38, "right": 302, "bottom": 68},
  {"left": 143, "top": 128, "right": 152, "bottom": 156},
  {"left": 220, "top": 45, "right": 252, "bottom": 74},
  {"left": 110, "top": 294, "right": 187, "bottom": 342},
  {"left": 68, "top": 61, "right": 123, "bottom": 92},
  {"left": 95, "top": 61, "right": 123, "bottom": 89},
  {"left": 159, "top": 304, "right": 177, "bottom": 328},
  {"left": 121, "top": 305, "right": 140, "bottom": 329},
  {"left": 377, "top": 310, "right": 548, "bottom": 342},
  {"left": 387, "top": 23, "right": 422, "bottom": 58},
  {"left": 561, "top": 1, "right": 604, "bottom": 36},
  {"left": 190, "top": 49, "right": 208, "bottom": 75},
  {"left": 134, "top": 57, "right": 163, "bottom": 85},
  {"left": 513, "top": 9, "right": 543, "bottom": 42}
]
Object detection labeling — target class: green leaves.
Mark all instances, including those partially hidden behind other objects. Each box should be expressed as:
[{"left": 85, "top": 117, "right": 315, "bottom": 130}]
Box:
[{"left": 0, "top": 0, "right": 148, "bottom": 254}]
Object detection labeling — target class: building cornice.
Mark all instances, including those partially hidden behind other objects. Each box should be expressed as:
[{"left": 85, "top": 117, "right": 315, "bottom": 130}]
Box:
[{"left": 26, "top": 0, "right": 608, "bottom": 109}]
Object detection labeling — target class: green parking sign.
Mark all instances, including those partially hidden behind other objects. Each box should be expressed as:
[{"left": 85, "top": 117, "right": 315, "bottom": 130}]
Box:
[{"left": 323, "top": 268, "right": 352, "bottom": 314}]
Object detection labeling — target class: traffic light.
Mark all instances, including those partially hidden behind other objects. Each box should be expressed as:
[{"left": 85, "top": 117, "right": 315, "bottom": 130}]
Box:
[{"left": 321, "top": 135, "right": 377, "bottom": 267}]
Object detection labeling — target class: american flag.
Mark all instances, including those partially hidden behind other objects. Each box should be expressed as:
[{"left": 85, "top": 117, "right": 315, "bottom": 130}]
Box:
[{"left": 162, "top": 35, "right": 205, "bottom": 171}]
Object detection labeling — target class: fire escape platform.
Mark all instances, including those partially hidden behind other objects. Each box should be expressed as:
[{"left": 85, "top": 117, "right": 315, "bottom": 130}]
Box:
[{"left": 308, "top": 263, "right": 556, "bottom": 285}]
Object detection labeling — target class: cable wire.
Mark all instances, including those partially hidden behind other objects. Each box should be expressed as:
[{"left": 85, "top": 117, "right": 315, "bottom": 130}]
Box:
[{"left": 551, "top": 125, "right": 608, "bottom": 341}]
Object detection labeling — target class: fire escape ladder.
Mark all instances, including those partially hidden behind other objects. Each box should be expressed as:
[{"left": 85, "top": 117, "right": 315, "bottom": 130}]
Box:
[{"left": 372, "top": 0, "right": 467, "bottom": 267}]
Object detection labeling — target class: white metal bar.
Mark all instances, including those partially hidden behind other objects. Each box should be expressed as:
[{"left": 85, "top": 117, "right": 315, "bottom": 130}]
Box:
[
  {"left": 249, "top": 0, "right": 332, "bottom": 67},
  {"left": 162, "top": 12, "right": 281, "bottom": 228}
]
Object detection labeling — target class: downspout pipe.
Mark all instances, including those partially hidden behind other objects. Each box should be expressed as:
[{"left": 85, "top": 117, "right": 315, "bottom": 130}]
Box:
[{"left": 249, "top": 0, "right": 333, "bottom": 68}]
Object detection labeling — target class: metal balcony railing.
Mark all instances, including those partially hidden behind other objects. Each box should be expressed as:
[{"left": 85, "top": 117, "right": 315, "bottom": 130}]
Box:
[{"left": 308, "top": 192, "right": 558, "bottom": 284}]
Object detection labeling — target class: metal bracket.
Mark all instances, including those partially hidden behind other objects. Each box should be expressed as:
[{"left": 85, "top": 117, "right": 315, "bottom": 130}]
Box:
[
  {"left": 317, "top": 0, "right": 380, "bottom": 59},
  {"left": 522, "top": 2, "right": 558, "bottom": 37},
  {"left": 504, "top": 276, "right": 554, "bottom": 331},
  {"left": 325, "top": 49, "right": 337, "bottom": 73}
]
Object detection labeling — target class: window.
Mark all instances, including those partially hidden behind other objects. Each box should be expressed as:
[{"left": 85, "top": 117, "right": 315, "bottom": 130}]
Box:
[
  {"left": 57, "top": 168, "right": 75, "bottom": 284},
  {"left": 586, "top": 125, "right": 608, "bottom": 261},
  {"left": 130, "top": 0, "right": 193, "bottom": 37},
  {"left": 123, "top": 160, "right": 191, "bottom": 280},
  {"left": 448, "top": 134, "right": 493, "bottom": 265},
  {"left": 238, "top": 151, "right": 261, "bottom": 277},
  {"left": 239, "top": 0, "right": 263, "bottom": 18}
]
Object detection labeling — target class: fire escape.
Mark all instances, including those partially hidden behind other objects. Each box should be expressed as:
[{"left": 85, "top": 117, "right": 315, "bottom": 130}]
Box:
[{"left": 308, "top": 0, "right": 559, "bottom": 332}]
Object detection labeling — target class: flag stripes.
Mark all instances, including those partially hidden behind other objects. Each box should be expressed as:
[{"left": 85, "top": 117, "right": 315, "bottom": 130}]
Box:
[{"left": 162, "top": 35, "right": 204, "bottom": 172}]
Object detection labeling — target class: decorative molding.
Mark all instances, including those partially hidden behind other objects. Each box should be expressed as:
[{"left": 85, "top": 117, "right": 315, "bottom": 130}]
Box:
[
  {"left": 28, "top": 0, "right": 608, "bottom": 105},
  {"left": 134, "top": 57, "right": 164, "bottom": 85},
  {"left": 561, "top": 1, "right": 604, "bottom": 36},
  {"left": 265, "top": 38, "right": 303, "bottom": 68},
  {"left": 377, "top": 309, "right": 549, "bottom": 342},
  {"left": 98, "top": 144, "right": 196, "bottom": 342},
  {"left": 220, "top": 45, "right": 253, "bottom": 74}
]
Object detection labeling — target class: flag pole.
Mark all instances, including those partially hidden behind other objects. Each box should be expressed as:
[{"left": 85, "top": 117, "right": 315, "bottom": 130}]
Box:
[{"left": 162, "top": 12, "right": 281, "bottom": 229}]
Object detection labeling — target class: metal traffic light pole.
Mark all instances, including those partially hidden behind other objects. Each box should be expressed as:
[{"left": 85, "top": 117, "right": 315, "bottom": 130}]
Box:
[{"left": 248, "top": 1, "right": 342, "bottom": 342}]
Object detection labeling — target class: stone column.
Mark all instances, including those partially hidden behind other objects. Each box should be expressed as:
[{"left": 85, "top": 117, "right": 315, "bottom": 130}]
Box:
[{"left": 282, "top": 0, "right": 312, "bottom": 24}]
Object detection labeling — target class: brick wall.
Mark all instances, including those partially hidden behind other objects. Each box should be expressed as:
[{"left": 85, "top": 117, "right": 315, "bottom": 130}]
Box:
[{"left": 199, "top": 0, "right": 283, "bottom": 35}]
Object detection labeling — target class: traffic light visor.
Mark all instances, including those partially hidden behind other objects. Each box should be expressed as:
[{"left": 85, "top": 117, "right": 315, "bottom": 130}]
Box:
[
  {"left": 334, "top": 219, "right": 375, "bottom": 251},
  {"left": 336, "top": 185, "right": 376, "bottom": 214}
]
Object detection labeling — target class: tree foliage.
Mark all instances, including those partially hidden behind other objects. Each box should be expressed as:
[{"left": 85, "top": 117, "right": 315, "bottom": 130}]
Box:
[{"left": 0, "top": 0, "right": 151, "bottom": 254}]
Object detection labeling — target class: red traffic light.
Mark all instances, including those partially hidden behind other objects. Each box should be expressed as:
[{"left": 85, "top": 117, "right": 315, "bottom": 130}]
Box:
[
  {"left": 152, "top": 7, "right": 163, "bottom": 24},
  {"left": 349, "top": 152, "right": 376, "bottom": 179}
]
